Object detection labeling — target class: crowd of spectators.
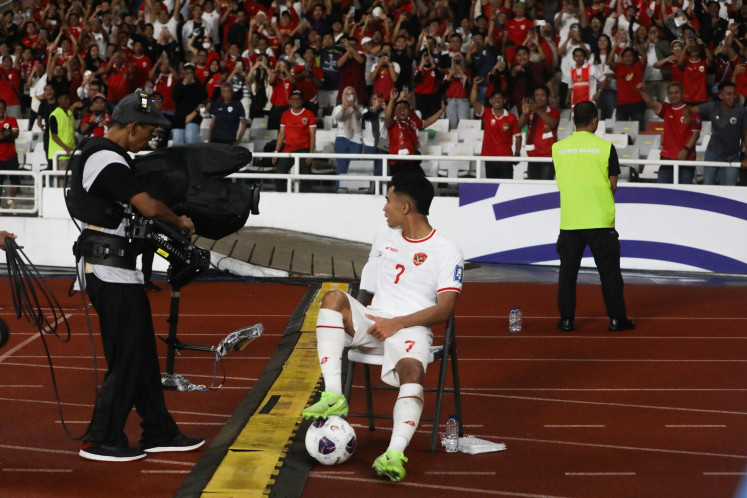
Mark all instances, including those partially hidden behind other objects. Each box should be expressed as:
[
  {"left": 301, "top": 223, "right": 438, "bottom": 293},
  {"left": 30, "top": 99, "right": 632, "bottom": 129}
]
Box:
[{"left": 1, "top": 0, "right": 747, "bottom": 186}]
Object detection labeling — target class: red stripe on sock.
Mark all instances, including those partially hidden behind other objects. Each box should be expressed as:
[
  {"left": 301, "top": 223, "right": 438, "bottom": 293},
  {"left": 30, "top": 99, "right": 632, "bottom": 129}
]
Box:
[
  {"left": 317, "top": 325, "right": 345, "bottom": 330},
  {"left": 396, "top": 395, "right": 424, "bottom": 402}
]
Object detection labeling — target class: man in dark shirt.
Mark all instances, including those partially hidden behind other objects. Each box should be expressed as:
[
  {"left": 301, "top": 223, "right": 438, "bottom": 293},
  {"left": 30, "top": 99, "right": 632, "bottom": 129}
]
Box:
[
  {"left": 209, "top": 83, "right": 246, "bottom": 144},
  {"left": 319, "top": 33, "right": 343, "bottom": 116},
  {"left": 171, "top": 63, "right": 207, "bottom": 144},
  {"left": 466, "top": 33, "right": 497, "bottom": 105}
]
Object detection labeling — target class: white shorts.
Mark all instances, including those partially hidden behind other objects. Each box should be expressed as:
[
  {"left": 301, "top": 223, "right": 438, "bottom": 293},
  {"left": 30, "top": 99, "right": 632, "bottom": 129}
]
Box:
[
  {"left": 344, "top": 293, "right": 432, "bottom": 387},
  {"left": 318, "top": 89, "right": 338, "bottom": 108}
]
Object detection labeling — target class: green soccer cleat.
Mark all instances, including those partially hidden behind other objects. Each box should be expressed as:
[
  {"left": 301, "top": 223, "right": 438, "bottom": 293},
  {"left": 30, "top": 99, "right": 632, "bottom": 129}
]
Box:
[
  {"left": 372, "top": 449, "right": 408, "bottom": 482},
  {"left": 302, "top": 391, "right": 349, "bottom": 419}
]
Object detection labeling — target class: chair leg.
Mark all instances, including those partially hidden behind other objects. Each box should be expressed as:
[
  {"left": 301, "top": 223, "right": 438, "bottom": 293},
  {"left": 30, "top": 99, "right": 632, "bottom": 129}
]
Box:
[
  {"left": 362, "top": 364, "right": 375, "bottom": 431},
  {"left": 430, "top": 352, "right": 451, "bottom": 453},
  {"left": 344, "top": 356, "right": 354, "bottom": 401},
  {"left": 451, "top": 344, "right": 464, "bottom": 436}
]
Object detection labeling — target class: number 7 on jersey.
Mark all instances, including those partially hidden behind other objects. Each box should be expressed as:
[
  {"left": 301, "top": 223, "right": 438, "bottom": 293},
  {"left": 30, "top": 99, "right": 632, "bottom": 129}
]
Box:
[{"left": 394, "top": 264, "right": 405, "bottom": 284}]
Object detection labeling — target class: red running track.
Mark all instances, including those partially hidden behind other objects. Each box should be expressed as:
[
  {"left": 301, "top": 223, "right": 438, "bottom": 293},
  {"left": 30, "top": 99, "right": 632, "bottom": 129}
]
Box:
[{"left": 2, "top": 278, "right": 747, "bottom": 497}]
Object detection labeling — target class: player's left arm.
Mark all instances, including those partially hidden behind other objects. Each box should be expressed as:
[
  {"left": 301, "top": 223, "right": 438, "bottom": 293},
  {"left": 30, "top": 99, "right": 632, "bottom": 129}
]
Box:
[{"left": 366, "top": 290, "right": 459, "bottom": 341}]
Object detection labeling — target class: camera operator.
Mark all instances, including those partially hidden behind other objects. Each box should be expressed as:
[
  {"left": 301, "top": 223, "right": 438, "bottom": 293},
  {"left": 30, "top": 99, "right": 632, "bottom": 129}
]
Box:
[{"left": 73, "top": 91, "right": 204, "bottom": 462}]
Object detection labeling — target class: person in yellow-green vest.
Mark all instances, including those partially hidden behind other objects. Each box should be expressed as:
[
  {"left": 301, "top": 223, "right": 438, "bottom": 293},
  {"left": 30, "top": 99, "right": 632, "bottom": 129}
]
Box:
[
  {"left": 48, "top": 91, "right": 76, "bottom": 174},
  {"left": 551, "top": 101, "right": 634, "bottom": 333}
]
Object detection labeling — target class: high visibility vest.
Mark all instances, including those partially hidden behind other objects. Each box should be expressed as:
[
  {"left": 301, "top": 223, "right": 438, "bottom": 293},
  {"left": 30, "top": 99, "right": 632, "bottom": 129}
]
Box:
[
  {"left": 552, "top": 131, "right": 616, "bottom": 230},
  {"left": 48, "top": 106, "right": 75, "bottom": 161}
]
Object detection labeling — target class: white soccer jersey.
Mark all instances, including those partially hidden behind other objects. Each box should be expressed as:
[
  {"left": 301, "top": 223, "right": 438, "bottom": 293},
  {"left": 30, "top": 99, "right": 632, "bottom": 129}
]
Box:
[{"left": 366, "top": 226, "right": 464, "bottom": 317}]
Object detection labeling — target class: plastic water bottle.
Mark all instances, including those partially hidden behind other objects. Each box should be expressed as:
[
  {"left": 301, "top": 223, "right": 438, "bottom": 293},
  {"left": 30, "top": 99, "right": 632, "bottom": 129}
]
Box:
[
  {"left": 444, "top": 414, "right": 459, "bottom": 453},
  {"left": 509, "top": 307, "right": 522, "bottom": 333}
]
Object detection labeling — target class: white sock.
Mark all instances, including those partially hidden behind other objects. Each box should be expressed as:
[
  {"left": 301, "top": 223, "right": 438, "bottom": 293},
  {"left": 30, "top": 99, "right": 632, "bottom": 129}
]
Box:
[
  {"left": 316, "top": 308, "right": 346, "bottom": 395},
  {"left": 388, "top": 383, "right": 424, "bottom": 453}
]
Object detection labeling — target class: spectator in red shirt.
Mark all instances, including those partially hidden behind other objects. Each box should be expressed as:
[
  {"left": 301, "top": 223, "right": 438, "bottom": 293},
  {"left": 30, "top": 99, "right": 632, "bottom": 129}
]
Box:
[
  {"left": 150, "top": 56, "right": 179, "bottom": 116},
  {"left": 471, "top": 76, "right": 522, "bottom": 179},
  {"left": 613, "top": 47, "right": 646, "bottom": 129},
  {"left": 443, "top": 53, "right": 470, "bottom": 131},
  {"left": 272, "top": 90, "right": 317, "bottom": 191},
  {"left": 78, "top": 93, "right": 112, "bottom": 137},
  {"left": 293, "top": 47, "right": 324, "bottom": 116},
  {"left": 268, "top": 59, "right": 296, "bottom": 130},
  {"left": 677, "top": 34, "right": 712, "bottom": 105},
  {"left": 637, "top": 81, "right": 701, "bottom": 185},
  {"left": 0, "top": 56, "right": 22, "bottom": 118},
  {"left": 384, "top": 88, "right": 445, "bottom": 176},
  {"left": 129, "top": 41, "right": 152, "bottom": 92},
  {"left": 504, "top": 2, "right": 534, "bottom": 49},
  {"left": 369, "top": 46, "right": 400, "bottom": 106},
  {"left": 518, "top": 86, "right": 560, "bottom": 180},
  {"left": 0, "top": 99, "right": 20, "bottom": 208},
  {"left": 103, "top": 51, "right": 134, "bottom": 105}
]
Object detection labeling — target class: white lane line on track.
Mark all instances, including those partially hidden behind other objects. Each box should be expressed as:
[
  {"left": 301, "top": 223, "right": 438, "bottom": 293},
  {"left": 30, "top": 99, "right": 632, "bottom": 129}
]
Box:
[
  {"left": 665, "top": 425, "right": 726, "bottom": 428},
  {"left": 308, "top": 473, "right": 570, "bottom": 497},
  {"left": 0, "top": 362, "right": 258, "bottom": 381},
  {"left": 465, "top": 392, "right": 747, "bottom": 416},
  {"left": 455, "top": 315, "right": 747, "bottom": 320},
  {"left": 424, "top": 471, "right": 498, "bottom": 476},
  {"left": 703, "top": 472, "right": 747, "bottom": 476},
  {"left": 0, "top": 444, "right": 194, "bottom": 466},
  {"left": 463, "top": 388, "right": 747, "bottom": 392},
  {"left": 545, "top": 425, "right": 606, "bottom": 428},
  {"left": 141, "top": 470, "right": 192, "bottom": 474},
  {"left": 0, "top": 397, "right": 232, "bottom": 418},
  {"left": 0, "top": 313, "right": 72, "bottom": 364},
  {"left": 462, "top": 359, "right": 747, "bottom": 362},
  {"left": 565, "top": 472, "right": 636, "bottom": 476},
  {"left": 2, "top": 468, "right": 73, "bottom": 473},
  {"left": 458, "top": 336, "right": 747, "bottom": 340},
  {"left": 487, "top": 435, "right": 747, "bottom": 459}
]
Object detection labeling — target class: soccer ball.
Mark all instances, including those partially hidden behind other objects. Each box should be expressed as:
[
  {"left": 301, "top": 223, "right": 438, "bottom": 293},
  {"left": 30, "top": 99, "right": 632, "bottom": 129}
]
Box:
[{"left": 305, "top": 416, "right": 356, "bottom": 465}]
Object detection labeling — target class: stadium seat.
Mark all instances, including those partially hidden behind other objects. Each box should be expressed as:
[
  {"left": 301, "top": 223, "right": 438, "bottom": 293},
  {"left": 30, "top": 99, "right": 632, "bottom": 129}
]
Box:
[
  {"left": 250, "top": 116, "right": 268, "bottom": 129},
  {"left": 344, "top": 284, "right": 462, "bottom": 453},
  {"left": 432, "top": 130, "right": 459, "bottom": 145},
  {"left": 697, "top": 121, "right": 711, "bottom": 145},
  {"left": 638, "top": 149, "right": 660, "bottom": 181},
  {"left": 423, "top": 144, "right": 442, "bottom": 156},
  {"left": 457, "top": 127, "right": 483, "bottom": 143},
  {"left": 250, "top": 128, "right": 278, "bottom": 141},
  {"left": 425, "top": 118, "right": 449, "bottom": 133},
  {"left": 456, "top": 119, "right": 481, "bottom": 130},
  {"left": 634, "top": 134, "right": 661, "bottom": 159},
  {"left": 514, "top": 161, "right": 528, "bottom": 180},
  {"left": 322, "top": 115, "right": 334, "bottom": 131},
  {"left": 418, "top": 130, "right": 430, "bottom": 145},
  {"left": 613, "top": 120, "right": 639, "bottom": 144},
  {"left": 557, "top": 118, "right": 573, "bottom": 139},
  {"left": 338, "top": 160, "right": 374, "bottom": 193},
  {"left": 315, "top": 129, "right": 336, "bottom": 154},
  {"left": 605, "top": 133, "right": 629, "bottom": 147}
]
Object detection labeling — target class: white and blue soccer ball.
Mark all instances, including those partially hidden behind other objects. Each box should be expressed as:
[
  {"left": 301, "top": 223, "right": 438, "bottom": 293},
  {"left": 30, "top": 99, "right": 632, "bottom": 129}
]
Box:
[{"left": 305, "top": 416, "right": 356, "bottom": 465}]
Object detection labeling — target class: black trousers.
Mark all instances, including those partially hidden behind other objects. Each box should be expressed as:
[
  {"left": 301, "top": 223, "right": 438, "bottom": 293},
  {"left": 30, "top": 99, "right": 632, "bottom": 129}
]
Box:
[
  {"left": 556, "top": 228, "right": 627, "bottom": 320},
  {"left": 275, "top": 147, "right": 311, "bottom": 192},
  {"left": 486, "top": 161, "right": 515, "bottom": 179},
  {"left": 85, "top": 274, "right": 179, "bottom": 448}
]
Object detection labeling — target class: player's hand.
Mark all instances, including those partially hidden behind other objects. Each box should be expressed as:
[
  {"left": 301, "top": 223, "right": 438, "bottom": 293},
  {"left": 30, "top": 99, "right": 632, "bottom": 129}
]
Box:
[
  {"left": 636, "top": 82, "right": 646, "bottom": 91},
  {"left": 365, "top": 315, "right": 402, "bottom": 341},
  {"left": 305, "top": 157, "right": 312, "bottom": 166}
]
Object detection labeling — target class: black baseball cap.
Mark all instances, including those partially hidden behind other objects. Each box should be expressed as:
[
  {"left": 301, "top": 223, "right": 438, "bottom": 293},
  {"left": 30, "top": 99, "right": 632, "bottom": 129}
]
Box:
[{"left": 112, "top": 91, "right": 170, "bottom": 127}]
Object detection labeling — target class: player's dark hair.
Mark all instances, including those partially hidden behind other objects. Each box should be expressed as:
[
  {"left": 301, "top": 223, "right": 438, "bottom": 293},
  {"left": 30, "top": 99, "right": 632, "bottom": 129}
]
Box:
[
  {"left": 573, "top": 101, "right": 598, "bottom": 127},
  {"left": 719, "top": 81, "right": 736, "bottom": 92},
  {"left": 389, "top": 172, "right": 434, "bottom": 216}
]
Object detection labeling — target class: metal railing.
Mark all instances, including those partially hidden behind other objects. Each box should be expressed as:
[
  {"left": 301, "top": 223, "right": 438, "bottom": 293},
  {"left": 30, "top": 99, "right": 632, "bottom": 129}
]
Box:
[{"left": 7, "top": 151, "right": 743, "bottom": 217}]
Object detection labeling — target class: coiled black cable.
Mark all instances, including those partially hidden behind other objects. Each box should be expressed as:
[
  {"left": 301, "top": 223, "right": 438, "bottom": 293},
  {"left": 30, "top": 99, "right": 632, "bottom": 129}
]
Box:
[{"left": 5, "top": 238, "right": 98, "bottom": 440}]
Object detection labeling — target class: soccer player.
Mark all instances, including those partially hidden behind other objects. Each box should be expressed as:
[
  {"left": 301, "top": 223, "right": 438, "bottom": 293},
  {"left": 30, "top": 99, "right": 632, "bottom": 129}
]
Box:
[{"left": 302, "top": 172, "right": 464, "bottom": 482}]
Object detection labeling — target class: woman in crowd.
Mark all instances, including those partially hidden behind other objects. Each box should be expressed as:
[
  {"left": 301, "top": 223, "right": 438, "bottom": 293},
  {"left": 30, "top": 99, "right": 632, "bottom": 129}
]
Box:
[{"left": 332, "top": 86, "right": 363, "bottom": 190}]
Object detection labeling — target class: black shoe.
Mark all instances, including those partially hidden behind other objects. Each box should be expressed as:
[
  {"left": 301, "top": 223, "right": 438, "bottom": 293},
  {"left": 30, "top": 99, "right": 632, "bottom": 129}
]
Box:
[
  {"left": 144, "top": 281, "right": 162, "bottom": 292},
  {"left": 79, "top": 443, "right": 147, "bottom": 462},
  {"left": 141, "top": 433, "right": 205, "bottom": 453},
  {"left": 557, "top": 318, "right": 574, "bottom": 332},
  {"left": 608, "top": 318, "right": 635, "bottom": 331}
]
